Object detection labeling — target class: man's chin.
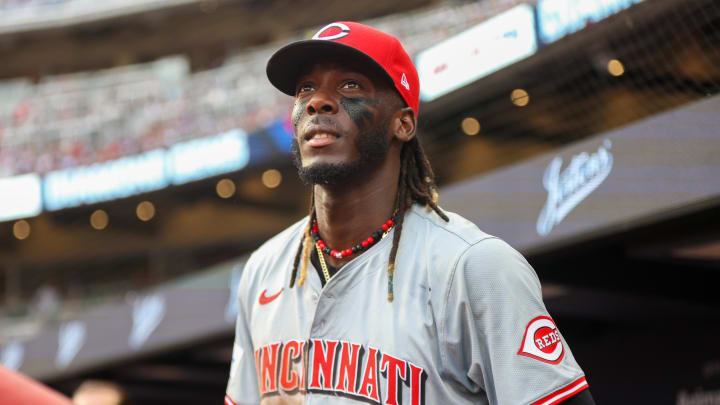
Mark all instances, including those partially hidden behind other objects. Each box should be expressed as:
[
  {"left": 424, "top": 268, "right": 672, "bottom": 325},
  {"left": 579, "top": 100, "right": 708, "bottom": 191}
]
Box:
[{"left": 296, "top": 161, "right": 363, "bottom": 186}]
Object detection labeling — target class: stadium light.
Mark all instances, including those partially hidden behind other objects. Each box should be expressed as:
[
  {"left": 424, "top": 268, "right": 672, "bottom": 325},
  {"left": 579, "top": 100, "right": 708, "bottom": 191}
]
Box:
[
  {"left": 461, "top": 117, "right": 481, "bottom": 136},
  {"left": 13, "top": 220, "right": 31, "bottom": 240},
  {"left": 136, "top": 201, "right": 156, "bottom": 222},
  {"left": 608, "top": 59, "right": 625, "bottom": 76},
  {"left": 511, "top": 89, "right": 530, "bottom": 107},
  {"left": 262, "top": 169, "right": 282, "bottom": 189},
  {"left": 90, "top": 210, "right": 109, "bottom": 230},
  {"left": 216, "top": 179, "right": 236, "bottom": 199}
]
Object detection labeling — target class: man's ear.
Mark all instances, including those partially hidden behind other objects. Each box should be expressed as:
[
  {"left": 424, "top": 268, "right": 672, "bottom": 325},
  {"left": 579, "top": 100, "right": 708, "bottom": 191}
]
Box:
[{"left": 392, "top": 107, "right": 416, "bottom": 143}]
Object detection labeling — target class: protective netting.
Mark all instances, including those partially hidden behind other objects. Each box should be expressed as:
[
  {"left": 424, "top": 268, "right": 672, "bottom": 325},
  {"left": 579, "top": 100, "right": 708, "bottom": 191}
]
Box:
[
  {"left": 424, "top": 0, "right": 720, "bottom": 156},
  {"left": 524, "top": 0, "right": 720, "bottom": 141}
]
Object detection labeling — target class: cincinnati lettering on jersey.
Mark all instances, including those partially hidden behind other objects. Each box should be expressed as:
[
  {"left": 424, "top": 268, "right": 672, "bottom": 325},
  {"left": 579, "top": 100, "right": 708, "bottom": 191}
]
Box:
[{"left": 254, "top": 339, "right": 427, "bottom": 405}]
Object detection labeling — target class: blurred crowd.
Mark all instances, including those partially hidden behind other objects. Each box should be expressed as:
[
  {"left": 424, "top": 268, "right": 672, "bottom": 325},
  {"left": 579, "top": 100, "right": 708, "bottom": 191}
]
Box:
[
  {"left": 0, "top": 0, "right": 519, "bottom": 178},
  {"left": 0, "top": 52, "right": 289, "bottom": 177},
  {"left": 0, "top": 0, "right": 184, "bottom": 13},
  {"left": 0, "top": 0, "right": 68, "bottom": 9}
]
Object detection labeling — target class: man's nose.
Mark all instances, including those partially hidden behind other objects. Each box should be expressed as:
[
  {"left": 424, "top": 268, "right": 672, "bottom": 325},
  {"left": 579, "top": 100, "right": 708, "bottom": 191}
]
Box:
[{"left": 306, "top": 89, "right": 339, "bottom": 115}]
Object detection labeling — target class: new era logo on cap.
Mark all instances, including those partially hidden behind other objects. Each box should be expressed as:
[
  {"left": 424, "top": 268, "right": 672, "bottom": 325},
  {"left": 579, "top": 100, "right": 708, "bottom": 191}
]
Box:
[
  {"left": 401, "top": 73, "right": 410, "bottom": 90},
  {"left": 266, "top": 21, "right": 421, "bottom": 115}
]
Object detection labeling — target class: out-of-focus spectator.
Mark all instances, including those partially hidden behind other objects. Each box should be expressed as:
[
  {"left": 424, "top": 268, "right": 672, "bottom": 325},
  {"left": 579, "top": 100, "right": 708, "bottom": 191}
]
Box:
[
  {"left": 0, "top": 365, "right": 73, "bottom": 405},
  {"left": 72, "top": 380, "right": 127, "bottom": 405}
]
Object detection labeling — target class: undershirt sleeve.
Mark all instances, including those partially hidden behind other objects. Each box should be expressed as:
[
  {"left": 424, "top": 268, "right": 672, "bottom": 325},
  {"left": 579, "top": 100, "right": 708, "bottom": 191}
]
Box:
[{"left": 563, "top": 389, "right": 596, "bottom": 404}]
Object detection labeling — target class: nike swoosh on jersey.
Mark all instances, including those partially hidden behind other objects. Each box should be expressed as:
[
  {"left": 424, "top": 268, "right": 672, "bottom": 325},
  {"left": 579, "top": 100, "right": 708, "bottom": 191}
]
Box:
[{"left": 258, "top": 288, "right": 283, "bottom": 305}]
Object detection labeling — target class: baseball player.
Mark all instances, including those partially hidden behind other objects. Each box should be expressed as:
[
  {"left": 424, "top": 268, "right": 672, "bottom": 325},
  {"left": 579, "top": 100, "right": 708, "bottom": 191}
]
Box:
[{"left": 226, "top": 22, "right": 595, "bottom": 405}]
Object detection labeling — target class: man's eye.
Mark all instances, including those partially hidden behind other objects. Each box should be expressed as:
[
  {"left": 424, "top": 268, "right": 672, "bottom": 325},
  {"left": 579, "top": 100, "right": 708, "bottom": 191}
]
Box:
[
  {"left": 342, "top": 81, "right": 360, "bottom": 89},
  {"left": 296, "top": 83, "right": 314, "bottom": 94}
]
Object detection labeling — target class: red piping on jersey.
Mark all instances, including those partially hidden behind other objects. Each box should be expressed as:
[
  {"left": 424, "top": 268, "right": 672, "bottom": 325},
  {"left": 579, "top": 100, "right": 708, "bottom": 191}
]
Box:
[
  {"left": 224, "top": 394, "right": 238, "bottom": 405},
  {"left": 530, "top": 376, "right": 588, "bottom": 405}
]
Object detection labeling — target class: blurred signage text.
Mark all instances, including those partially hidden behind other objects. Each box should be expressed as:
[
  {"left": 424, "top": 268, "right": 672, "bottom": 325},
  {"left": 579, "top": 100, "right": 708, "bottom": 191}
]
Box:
[
  {"left": 416, "top": 4, "right": 537, "bottom": 101},
  {"left": 537, "top": 0, "right": 644, "bottom": 44},
  {"left": 55, "top": 320, "right": 86, "bottom": 370},
  {"left": 43, "top": 129, "right": 249, "bottom": 211},
  {"left": 537, "top": 140, "right": 613, "bottom": 236},
  {"left": 0, "top": 341, "right": 24, "bottom": 371},
  {"left": 129, "top": 293, "right": 166, "bottom": 350},
  {"left": 44, "top": 150, "right": 167, "bottom": 211},
  {"left": 168, "top": 129, "right": 250, "bottom": 185}
]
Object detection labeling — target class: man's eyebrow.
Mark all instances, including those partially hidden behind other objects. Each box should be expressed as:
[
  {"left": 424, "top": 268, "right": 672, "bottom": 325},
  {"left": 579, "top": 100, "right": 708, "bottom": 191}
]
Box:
[{"left": 337, "top": 69, "right": 372, "bottom": 77}]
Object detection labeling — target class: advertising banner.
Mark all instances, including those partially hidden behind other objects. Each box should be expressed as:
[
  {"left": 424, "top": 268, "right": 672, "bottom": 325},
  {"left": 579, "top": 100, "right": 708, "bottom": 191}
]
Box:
[
  {"left": 537, "top": 0, "right": 644, "bottom": 44},
  {"left": 0, "top": 173, "right": 42, "bottom": 221},
  {"left": 442, "top": 95, "right": 720, "bottom": 254},
  {"left": 0, "top": 261, "right": 243, "bottom": 380},
  {"left": 42, "top": 129, "right": 250, "bottom": 211},
  {"left": 416, "top": 4, "right": 537, "bottom": 101}
]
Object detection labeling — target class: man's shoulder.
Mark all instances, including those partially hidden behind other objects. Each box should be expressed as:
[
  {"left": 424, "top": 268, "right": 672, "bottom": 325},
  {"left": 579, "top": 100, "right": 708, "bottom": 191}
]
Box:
[
  {"left": 405, "top": 204, "right": 533, "bottom": 280},
  {"left": 406, "top": 204, "right": 496, "bottom": 248},
  {"left": 247, "top": 217, "right": 307, "bottom": 268}
]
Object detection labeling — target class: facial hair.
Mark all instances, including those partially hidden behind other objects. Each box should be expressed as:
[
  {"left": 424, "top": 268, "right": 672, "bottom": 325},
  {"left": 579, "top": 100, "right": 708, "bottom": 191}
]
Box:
[{"left": 291, "top": 117, "right": 390, "bottom": 186}]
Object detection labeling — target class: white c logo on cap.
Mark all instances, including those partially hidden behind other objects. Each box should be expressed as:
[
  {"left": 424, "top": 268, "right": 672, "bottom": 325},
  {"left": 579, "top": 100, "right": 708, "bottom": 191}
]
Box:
[{"left": 312, "top": 22, "right": 350, "bottom": 40}]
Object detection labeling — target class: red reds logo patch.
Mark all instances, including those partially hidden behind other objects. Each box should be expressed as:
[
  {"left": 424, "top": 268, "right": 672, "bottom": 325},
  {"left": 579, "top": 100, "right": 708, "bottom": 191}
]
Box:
[
  {"left": 518, "top": 316, "right": 564, "bottom": 364},
  {"left": 312, "top": 22, "right": 350, "bottom": 41}
]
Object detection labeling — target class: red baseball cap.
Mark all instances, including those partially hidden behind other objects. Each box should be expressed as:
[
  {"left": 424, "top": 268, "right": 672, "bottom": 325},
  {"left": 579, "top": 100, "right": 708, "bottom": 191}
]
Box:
[{"left": 266, "top": 21, "right": 420, "bottom": 115}]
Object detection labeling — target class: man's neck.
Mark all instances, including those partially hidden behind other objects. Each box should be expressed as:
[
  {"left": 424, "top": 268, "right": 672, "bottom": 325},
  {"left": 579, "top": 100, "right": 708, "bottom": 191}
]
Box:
[{"left": 313, "top": 171, "right": 399, "bottom": 268}]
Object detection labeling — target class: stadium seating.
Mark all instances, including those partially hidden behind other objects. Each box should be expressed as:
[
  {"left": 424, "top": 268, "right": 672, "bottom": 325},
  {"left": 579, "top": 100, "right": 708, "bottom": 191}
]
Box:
[{"left": 0, "top": 0, "right": 507, "bottom": 177}]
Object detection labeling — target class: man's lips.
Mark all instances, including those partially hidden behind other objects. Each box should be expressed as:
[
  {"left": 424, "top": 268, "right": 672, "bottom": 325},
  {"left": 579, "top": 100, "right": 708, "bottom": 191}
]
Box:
[{"left": 304, "top": 129, "right": 340, "bottom": 148}]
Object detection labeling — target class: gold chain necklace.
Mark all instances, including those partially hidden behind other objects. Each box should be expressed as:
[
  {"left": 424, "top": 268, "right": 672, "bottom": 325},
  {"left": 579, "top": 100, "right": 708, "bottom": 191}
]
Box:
[{"left": 315, "top": 243, "right": 332, "bottom": 283}]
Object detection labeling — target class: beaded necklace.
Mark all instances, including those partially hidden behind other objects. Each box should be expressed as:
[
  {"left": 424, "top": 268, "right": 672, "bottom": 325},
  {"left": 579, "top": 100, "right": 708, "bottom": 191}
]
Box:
[{"left": 311, "top": 213, "right": 397, "bottom": 282}]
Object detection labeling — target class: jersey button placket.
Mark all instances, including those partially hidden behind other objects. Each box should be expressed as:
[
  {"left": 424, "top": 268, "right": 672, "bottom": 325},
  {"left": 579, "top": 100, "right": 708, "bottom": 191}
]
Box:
[
  {"left": 308, "top": 286, "right": 324, "bottom": 337},
  {"left": 311, "top": 289, "right": 335, "bottom": 335},
  {"left": 310, "top": 316, "right": 325, "bottom": 335}
]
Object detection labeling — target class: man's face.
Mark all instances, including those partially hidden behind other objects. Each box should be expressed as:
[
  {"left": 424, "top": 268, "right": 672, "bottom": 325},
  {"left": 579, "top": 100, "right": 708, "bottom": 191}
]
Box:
[{"left": 290, "top": 56, "right": 400, "bottom": 185}]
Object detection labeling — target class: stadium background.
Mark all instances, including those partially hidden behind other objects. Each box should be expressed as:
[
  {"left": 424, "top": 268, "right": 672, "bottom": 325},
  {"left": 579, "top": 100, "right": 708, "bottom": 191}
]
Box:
[{"left": 1, "top": 0, "right": 719, "bottom": 403}]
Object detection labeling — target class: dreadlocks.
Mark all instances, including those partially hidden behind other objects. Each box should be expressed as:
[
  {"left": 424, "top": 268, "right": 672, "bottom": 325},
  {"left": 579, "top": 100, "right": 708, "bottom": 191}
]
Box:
[{"left": 288, "top": 136, "right": 448, "bottom": 302}]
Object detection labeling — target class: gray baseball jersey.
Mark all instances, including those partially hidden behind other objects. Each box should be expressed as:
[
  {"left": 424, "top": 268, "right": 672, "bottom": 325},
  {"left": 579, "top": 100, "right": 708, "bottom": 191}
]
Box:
[{"left": 225, "top": 204, "right": 588, "bottom": 405}]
